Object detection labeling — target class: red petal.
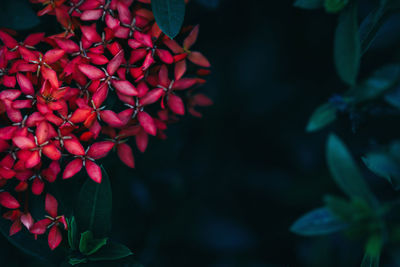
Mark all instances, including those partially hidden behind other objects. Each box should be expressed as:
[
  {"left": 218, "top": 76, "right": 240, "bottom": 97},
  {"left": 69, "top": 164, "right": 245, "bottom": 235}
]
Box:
[
  {"left": 44, "top": 49, "right": 65, "bottom": 64},
  {"left": 136, "top": 129, "right": 148, "bottom": 152},
  {"left": 63, "top": 158, "right": 83, "bottom": 179},
  {"left": 168, "top": 94, "right": 185, "bottom": 115},
  {"left": 9, "top": 220, "right": 22, "bottom": 236},
  {"left": 24, "top": 32, "right": 45, "bottom": 46},
  {"left": 48, "top": 225, "right": 62, "bottom": 250},
  {"left": 156, "top": 49, "right": 173, "bottom": 64},
  {"left": 78, "top": 64, "right": 105, "bottom": 80},
  {"left": 17, "top": 73, "right": 35, "bottom": 95},
  {"left": 13, "top": 136, "right": 35, "bottom": 149},
  {"left": 32, "top": 177, "right": 44, "bottom": 195},
  {"left": 64, "top": 139, "right": 85, "bottom": 156},
  {"left": 188, "top": 51, "right": 211, "bottom": 67},
  {"left": 87, "top": 141, "right": 114, "bottom": 159},
  {"left": 0, "top": 192, "right": 20, "bottom": 209},
  {"left": 137, "top": 111, "right": 157, "bottom": 136},
  {"left": 80, "top": 10, "right": 103, "bottom": 21},
  {"left": 42, "top": 144, "right": 61, "bottom": 161},
  {"left": 106, "top": 49, "right": 124, "bottom": 75},
  {"left": 20, "top": 213, "right": 34, "bottom": 230},
  {"left": 36, "top": 121, "right": 49, "bottom": 144},
  {"left": 139, "top": 88, "right": 164, "bottom": 106},
  {"left": 41, "top": 67, "right": 59, "bottom": 88},
  {"left": 85, "top": 160, "right": 102, "bottom": 183},
  {"left": 173, "top": 78, "right": 197, "bottom": 90},
  {"left": 184, "top": 25, "right": 199, "bottom": 49},
  {"left": 30, "top": 218, "right": 52, "bottom": 234},
  {"left": 111, "top": 80, "right": 138, "bottom": 96},
  {"left": 54, "top": 38, "right": 79, "bottom": 53},
  {"left": 45, "top": 193, "right": 58, "bottom": 218},
  {"left": 117, "top": 143, "right": 135, "bottom": 168}
]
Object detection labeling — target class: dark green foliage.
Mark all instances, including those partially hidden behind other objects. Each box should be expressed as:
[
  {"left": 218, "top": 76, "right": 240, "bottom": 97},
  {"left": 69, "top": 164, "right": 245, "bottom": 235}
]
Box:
[
  {"left": 326, "top": 134, "right": 376, "bottom": 206},
  {"left": 334, "top": 2, "right": 360, "bottom": 86},
  {"left": 79, "top": 231, "right": 108, "bottom": 256},
  {"left": 290, "top": 207, "right": 348, "bottom": 235},
  {"left": 75, "top": 167, "right": 112, "bottom": 237},
  {"left": 151, "top": 0, "right": 185, "bottom": 38},
  {"left": 293, "top": 0, "right": 324, "bottom": 9},
  {"left": 0, "top": 0, "right": 39, "bottom": 30},
  {"left": 363, "top": 141, "right": 400, "bottom": 190}
]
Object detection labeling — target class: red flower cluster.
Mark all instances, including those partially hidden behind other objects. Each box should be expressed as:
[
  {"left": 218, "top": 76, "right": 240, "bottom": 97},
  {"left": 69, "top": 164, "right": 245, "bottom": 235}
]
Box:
[{"left": 0, "top": 0, "right": 211, "bottom": 249}]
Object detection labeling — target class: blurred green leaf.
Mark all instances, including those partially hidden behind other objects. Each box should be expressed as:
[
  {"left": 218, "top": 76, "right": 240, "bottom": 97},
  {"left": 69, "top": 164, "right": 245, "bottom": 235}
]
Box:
[
  {"left": 151, "top": 0, "right": 185, "bottom": 39},
  {"left": 324, "top": 0, "right": 349, "bottom": 13},
  {"left": 363, "top": 152, "right": 400, "bottom": 190},
  {"left": 67, "top": 216, "right": 78, "bottom": 250},
  {"left": 79, "top": 231, "right": 108, "bottom": 256},
  {"left": 361, "top": 235, "right": 382, "bottom": 267},
  {"left": 349, "top": 64, "right": 400, "bottom": 104},
  {"left": 293, "top": 0, "right": 324, "bottom": 9},
  {"left": 76, "top": 166, "right": 112, "bottom": 237},
  {"left": 0, "top": 0, "right": 39, "bottom": 30},
  {"left": 88, "top": 241, "right": 133, "bottom": 261},
  {"left": 290, "top": 207, "right": 348, "bottom": 236},
  {"left": 306, "top": 102, "right": 337, "bottom": 132},
  {"left": 326, "top": 134, "right": 376, "bottom": 205},
  {"left": 334, "top": 2, "right": 360, "bottom": 86}
]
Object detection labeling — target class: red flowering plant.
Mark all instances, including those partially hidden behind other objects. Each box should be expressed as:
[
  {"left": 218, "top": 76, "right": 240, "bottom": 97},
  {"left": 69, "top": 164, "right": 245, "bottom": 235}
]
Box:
[{"left": 0, "top": 0, "right": 211, "bottom": 265}]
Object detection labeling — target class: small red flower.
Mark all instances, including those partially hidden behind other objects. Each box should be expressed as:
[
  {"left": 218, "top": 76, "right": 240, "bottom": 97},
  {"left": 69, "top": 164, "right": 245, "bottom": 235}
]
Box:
[{"left": 30, "top": 194, "right": 67, "bottom": 250}]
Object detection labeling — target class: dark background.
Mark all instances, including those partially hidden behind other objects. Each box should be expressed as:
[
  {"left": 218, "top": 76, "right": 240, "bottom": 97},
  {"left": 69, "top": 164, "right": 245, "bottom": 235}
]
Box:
[{"left": 2, "top": 0, "right": 400, "bottom": 266}]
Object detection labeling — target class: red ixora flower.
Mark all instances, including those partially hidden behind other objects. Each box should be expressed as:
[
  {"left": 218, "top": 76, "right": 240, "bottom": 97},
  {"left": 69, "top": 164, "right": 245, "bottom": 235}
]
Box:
[
  {"left": 30, "top": 194, "right": 67, "bottom": 250},
  {"left": 0, "top": 0, "right": 211, "bottom": 250}
]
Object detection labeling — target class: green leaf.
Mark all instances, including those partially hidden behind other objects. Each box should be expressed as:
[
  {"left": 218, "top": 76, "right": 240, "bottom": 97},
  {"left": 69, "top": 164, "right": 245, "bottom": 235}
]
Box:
[
  {"left": 290, "top": 207, "right": 348, "bottom": 236},
  {"left": 326, "top": 134, "right": 376, "bottom": 205},
  {"left": 349, "top": 64, "right": 400, "bottom": 104},
  {"left": 68, "top": 257, "right": 88, "bottom": 266},
  {"left": 79, "top": 231, "right": 108, "bottom": 256},
  {"left": 88, "top": 241, "right": 133, "bottom": 261},
  {"left": 361, "top": 235, "right": 382, "bottom": 267},
  {"left": 334, "top": 2, "right": 361, "bottom": 86},
  {"left": 293, "top": 0, "right": 324, "bottom": 9},
  {"left": 67, "top": 216, "right": 78, "bottom": 250},
  {"left": 324, "top": 0, "right": 349, "bottom": 13},
  {"left": 76, "top": 166, "right": 112, "bottom": 237},
  {"left": 363, "top": 152, "right": 400, "bottom": 190},
  {"left": 306, "top": 102, "right": 337, "bottom": 132},
  {"left": 0, "top": 0, "right": 39, "bottom": 30},
  {"left": 151, "top": 0, "right": 185, "bottom": 39},
  {"left": 324, "top": 195, "right": 357, "bottom": 222}
]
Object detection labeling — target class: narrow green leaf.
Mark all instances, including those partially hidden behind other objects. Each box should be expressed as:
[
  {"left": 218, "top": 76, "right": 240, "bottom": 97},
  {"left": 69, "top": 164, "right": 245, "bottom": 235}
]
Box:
[
  {"left": 293, "top": 0, "right": 324, "bottom": 9},
  {"left": 361, "top": 235, "right": 382, "bottom": 267},
  {"left": 88, "top": 241, "right": 133, "bottom": 261},
  {"left": 349, "top": 64, "right": 400, "bottom": 104},
  {"left": 363, "top": 152, "right": 400, "bottom": 190},
  {"left": 76, "top": 166, "right": 112, "bottom": 237},
  {"left": 306, "top": 102, "right": 337, "bottom": 132},
  {"left": 290, "top": 207, "right": 348, "bottom": 236},
  {"left": 151, "top": 0, "right": 185, "bottom": 39},
  {"left": 334, "top": 2, "right": 361, "bottom": 86},
  {"left": 79, "top": 231, "right": 108, "bottom": 256},
  {"left": 326, "top": 134, "right": 376, "bottom": 205},
  {"left": 324, "top": 0, "right": 349, "bottom": 13},
  {"left": 67, "top": 216, "right": 78, "bottom": 250}
]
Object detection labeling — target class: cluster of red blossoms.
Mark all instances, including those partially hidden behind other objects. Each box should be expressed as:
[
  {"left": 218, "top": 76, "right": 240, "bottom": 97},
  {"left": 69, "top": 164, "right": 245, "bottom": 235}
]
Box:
[{"left": 0, "top": 0, "right": 211, "bottom": 250}]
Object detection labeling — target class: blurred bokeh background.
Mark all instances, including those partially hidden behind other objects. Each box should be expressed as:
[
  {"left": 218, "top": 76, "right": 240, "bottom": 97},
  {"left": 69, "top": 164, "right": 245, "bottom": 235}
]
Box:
[{"left": 2, "top": 0, "right": 400, "bottom": 266}]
